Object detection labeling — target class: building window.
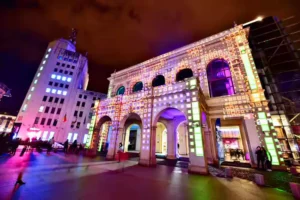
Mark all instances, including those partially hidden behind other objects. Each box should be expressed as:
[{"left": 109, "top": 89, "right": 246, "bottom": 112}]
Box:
[
  {"left": 83, "top": 134, "right": 88, "bottom": 143},
  {"left": 51, "top": 107, "right": 55, "bottom": 114},
  {"left": 46, "top": 88, "right": 51, "bottom": 93},
  {"left": 69, "top": 72, "right": 73, "bottom": 75},
  {"left": 62, "top": 63, "right": 65, "bottom": 67},
  {"left": 67, "top": 78, "right": 72, "bottom": 82},
  {"left": 54, "top": 97, "right": 59, "bottom": 103},
  {"left": 27, "top": 94, "right": 32, "bottom": 100},
  {"left": 57, "top": 108, "right": 61, "bottom": 115},
  {"left": 74, "top": 111, "right": 78, "bottom": 117},
  {"left": 54, "top": 82, "right": 59, "bottom": 87},
  {"left": 116, "top": 86, "right": 125, "bottom": 95},
  {"left": 42, "top": 131, "right": 48, "bottom": 140},
  {"left": 132, "top": 82, "right": 143, "bottom": 93},
  {"left": 76, "top": 122, "right": 80, "bottom": 129},
  {"left": 63, "top": 91, "right": 67, "bottom": 96},
  {"left": 49, "top": 81, "right": 53, "bottom": 86},
  {"left": 79, "top": 111, "right": 83, "bottom": 117},
  {"left": 67, "top": 133, "right": 72, "bottom": 141},
  {"left": 40, "top": 118, "right": 46, "bottom": 125},
  {"left": 81, "top": 102, "right": 85, "bottom": 107},
  {"left": 79, "top": 94, "right": 82, "bottom": 98},
  {"left": 64, "top": 71, "right": 68, "bottom": 74},
  {"left": 48, "top": 97, "right": 53, "bottom": 102},
  {"left": 93, "top": 97, "right": 96, "bottom": 100},
  {"left": 152, "top": 75, "right": 165, "bottom": 87},
  {"left": 39, "top": 106, "right": 44, "bottom": 112},
  {"left": 53, "top": 119, "right": 58, "bottom": 126},
  {"left": 60, "top": 99, "right": 65, "bottom": 104},
  {"left": 47, "top": 119, "right": 52, "bottom": 126},
  {"left": 65, "top": 85, "right": 69, "bottom": 89},
  {"left": 91, "top": 103, "right": 95, "bottom": 108},
  {"left": 54, "top": 68, "right": 58, "bottom": 72},
  {"left": 72, "top": 66, "right": 75, "bottom": 69},
  {"left": 73, "top": 133, "right": 78, "bottom": 141},
  {"left": 30, "top": 87, "right": 35, "bottom": 92},
  {"left": 56, "top": 62, "right": 60, "bottom": 66},
  {"left": 59, "top": 83, "right": 64, "bottom": 88},
  {"left": 207, "top": 59, "right": 234, "bottom": 97},
  {"left": 42, "top": 96, "right": 47, "bottom": 102},
  {"left": 59, "top": 69, "right": 63, "bottom": 73},
  {"left": 76, "top": 101, "right": 80, "bottom": 106},
  {"left": 176, "top": 68, "right": 193, "bottom": 81},
  {"left": 45, "top": 106, "right": 50, "bottom": 113},
  {"left": 34, "top": 117, "right": 40, "bottom": 124},
  {"left": 84, "top": 95, "right": 87, "bottom": 99},
  {"left": 48, "top": 131, "right": 55, "bottom": 140},
  {"left": 67, "top": 64, "right": 70, "bottom": 68}
]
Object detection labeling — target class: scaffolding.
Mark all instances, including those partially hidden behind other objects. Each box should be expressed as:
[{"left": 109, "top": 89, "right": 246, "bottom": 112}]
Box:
[{"left": 246, "top": 16, "right": 300, "bottom": 161}]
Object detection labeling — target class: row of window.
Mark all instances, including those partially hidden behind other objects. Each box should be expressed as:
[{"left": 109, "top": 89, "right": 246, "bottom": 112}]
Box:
[
  {"left": 34, "top": 117, "right": 58, "bottom": 126},
  {"left": 71, "top": 122, "right": 81, "bottom": 129},
  {"left": 76, "top": 101, "right": 86, "bottom": 107},
  {"left": 51, "top": 74, "right": 72, "bottom": 82},
  {"left": 56, "top": 62, "right": 76, "bottom": 69},
  {"left": 54, "top": 68, "right": 73, "bottom": 75},
  {"left": 115, "top": 59, "right": 234, "bottom": 98},
  {"left": 49, "top": 81, "right": 69, "bottom": 89},
  {"left": 74, "top": 110, "right": 84, "bottom": 117},
  {"left": 42, "top": 96, "right": 65, "bottom": 104},
  {"left": 45, "top": 88, "right": 68, "bottom": 96},
  {"left": 39, "top": 106, "right": 62, "bottom": 115},
  {"left": 67, "top": 133, "right": 88, "bottom": 143}
]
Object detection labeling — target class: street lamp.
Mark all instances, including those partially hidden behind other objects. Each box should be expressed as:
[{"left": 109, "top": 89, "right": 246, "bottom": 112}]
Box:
[{"left": 243, "top": 16, "right": 264, "bottom": 26}]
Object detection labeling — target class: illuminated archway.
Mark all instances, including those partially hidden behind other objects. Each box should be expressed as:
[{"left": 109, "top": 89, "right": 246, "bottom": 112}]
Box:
[
  {"left": 155, "top": 122, "right": 167, "bottom": 155},
  {"left": 94, "top": 115, "right": 112, "bottom": 152},
  {"left": 207, "top": 59, "right": 234, "bottom": 97}
]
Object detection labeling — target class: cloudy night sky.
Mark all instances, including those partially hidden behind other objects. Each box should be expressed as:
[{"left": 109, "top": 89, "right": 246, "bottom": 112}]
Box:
[{"left": 0, "top": 0, "right": 299, "bottom": 115}]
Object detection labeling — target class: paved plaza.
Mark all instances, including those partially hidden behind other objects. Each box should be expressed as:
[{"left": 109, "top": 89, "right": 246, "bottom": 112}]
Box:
[{"left": 0, "top": 151, "right": 294, "bottom": 200}]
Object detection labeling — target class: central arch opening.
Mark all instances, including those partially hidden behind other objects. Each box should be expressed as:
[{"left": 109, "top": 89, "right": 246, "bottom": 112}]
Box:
[
  {"left": 121, "top": 113, "right": 143, "bottom": 158},
  {"left": 154, "top": 107, "right": 189, "bottom": 165},
  {"left": 95, "top": 116, "right": 113, "bottom": 154}
]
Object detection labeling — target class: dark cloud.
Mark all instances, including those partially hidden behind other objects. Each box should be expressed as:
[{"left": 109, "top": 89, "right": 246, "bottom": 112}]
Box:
[{"left": 0, "top": 0, "right": 299, "bottom": 114}]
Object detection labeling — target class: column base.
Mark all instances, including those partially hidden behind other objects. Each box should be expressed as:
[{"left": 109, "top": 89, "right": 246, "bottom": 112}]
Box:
[
  {"left": 106, "top": 154, "right": 115, "bottom": 161},
  {"left": 188, "top": 164, "right": 208, "bottom": 175},
  {"left": 166, "top": 155, "right": 177, "bottom": 160},
  {"left": 139, "top": 159, "right": 156, "bottom": 167}
]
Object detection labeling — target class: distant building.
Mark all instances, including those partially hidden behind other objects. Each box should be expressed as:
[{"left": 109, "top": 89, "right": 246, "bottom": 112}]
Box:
[
  {"left": 15, "top": 30, "right": 106, "bottom": 143},
  {"left": 0, "top": 82, "right": 11, "bottom": 101},
  {"left": 0, "top": 113, "right": 16, "bottom": 134}
]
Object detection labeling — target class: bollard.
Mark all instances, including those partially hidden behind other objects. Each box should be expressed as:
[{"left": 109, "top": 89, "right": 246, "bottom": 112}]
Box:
[
  {"left": 254, "top": 174, "right": 265, "bottom": 186},
  {"left": 290, "top": 182, "right": 300, "bottom": 199},
  {"left": 225, "top": 168, "right": 233, "bottom": 178}
]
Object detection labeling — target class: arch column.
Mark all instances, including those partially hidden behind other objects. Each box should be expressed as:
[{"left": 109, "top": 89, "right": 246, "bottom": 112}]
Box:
[
  {"left": 166, "top": 120, "right": 177, "bottom": 160},
  {"left": 106, "top": 127, "right": 123, "bottom": 160}
]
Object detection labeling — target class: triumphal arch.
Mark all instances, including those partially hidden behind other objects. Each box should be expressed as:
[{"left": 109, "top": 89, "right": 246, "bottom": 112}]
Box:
[{"left": 85, "top": 25, "right": 291, "bottom": 174}]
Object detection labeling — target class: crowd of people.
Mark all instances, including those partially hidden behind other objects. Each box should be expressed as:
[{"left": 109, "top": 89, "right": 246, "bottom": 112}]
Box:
[
  {"left": 255, "top": 146, "right": 272, "bottom": 171},
  {"left": 0, "top": 134, "right": 84, "bottom": 156}
]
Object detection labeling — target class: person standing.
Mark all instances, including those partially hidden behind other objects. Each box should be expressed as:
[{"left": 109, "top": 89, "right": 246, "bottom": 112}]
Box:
[
  {"left": 255, "top": 146, "right": 264, "bottom": 170},
  {"left": 118, "top": 143, "right": 124, "bottom": 163},
  {"left": 63, "top": 139, "right": 69, "bottom": 153},
  {"left": 262, "top": 147, "right": 272, "bottom": 171}
]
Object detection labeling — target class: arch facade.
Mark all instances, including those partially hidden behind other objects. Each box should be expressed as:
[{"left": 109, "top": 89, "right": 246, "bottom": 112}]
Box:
[{"left": 88, "top": 25, "right": 285, "bottom": 173}]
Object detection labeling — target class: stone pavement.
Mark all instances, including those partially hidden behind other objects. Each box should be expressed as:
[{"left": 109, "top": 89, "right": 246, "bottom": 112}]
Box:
[{"left": 0, "top": 152, "right": 294, "bottom": 200}]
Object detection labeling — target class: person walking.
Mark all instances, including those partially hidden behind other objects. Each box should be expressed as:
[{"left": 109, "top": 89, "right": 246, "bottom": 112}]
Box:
[
  {"left": 63, "top": 139, "right": 69, "bottom": 153},
  {"left": 15, "top": 171, "right": 25, "bottom": 186},
  {"left": 255, "top": 146, "right": 265, "bottom": 170},
  {"left": 262, "top": 147, "right": 272, "bottom": 171},
  {"left": 47, "top": 137, "right": 54, "bottom": 154}
]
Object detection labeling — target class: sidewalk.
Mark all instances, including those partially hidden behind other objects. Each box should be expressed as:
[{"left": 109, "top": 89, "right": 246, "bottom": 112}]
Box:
[{"left": 209, "top": 165, "right": 300, "bottom": 193}]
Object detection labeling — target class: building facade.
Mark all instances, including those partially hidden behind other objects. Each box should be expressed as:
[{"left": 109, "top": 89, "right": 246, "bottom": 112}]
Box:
[
  {"left": 15, "top": 34, "right": 106, "bottom": 144},
  {"left": 87, "top": 24, "right": 296, "bottom": 174},
  {"left": 0, "top": 82, "right": 11, "bottom": 101}
]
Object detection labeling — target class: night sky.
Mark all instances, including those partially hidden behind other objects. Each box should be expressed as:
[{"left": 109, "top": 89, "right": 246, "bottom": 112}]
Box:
[{"left": 0, "top": 0, "right": 299, "bottom": 115}]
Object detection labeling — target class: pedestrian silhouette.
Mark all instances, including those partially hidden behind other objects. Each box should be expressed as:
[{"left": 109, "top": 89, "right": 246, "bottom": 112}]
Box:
[{"left": 15, "top": 171, "right": 25, "bottom": 186}]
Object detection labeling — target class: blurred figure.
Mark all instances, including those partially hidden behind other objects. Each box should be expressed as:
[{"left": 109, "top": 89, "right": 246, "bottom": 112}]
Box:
[
  {"left": 15, "top": 171, "right": 25, "bottom": 186},
  {"left": 63, "top": 139, "right": 69, "bottom": 153}
]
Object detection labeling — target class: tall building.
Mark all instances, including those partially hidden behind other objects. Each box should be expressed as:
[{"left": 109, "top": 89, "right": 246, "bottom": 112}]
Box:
[
  {"left": 247, "top": 16, "right": 300, "bottom": 160},
  {"left": 86, "top": 23, "right": 296, "bottom": 174},
  {"left": 15, "top": 30, "right": 106, "bottom": 144},
  {"left": 0, "top": 82, "right": 11, "bottom": 101}
]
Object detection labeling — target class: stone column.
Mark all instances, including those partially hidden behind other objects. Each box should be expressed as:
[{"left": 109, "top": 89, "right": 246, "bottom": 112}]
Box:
[
  {"left": 106, "top": 127, "right": 123, "bottom": 160},
  {"left": 149, "top": 126, "right": 157, "bottom": 166},
  {"left": 243, "top": 118, "right": 260, "bottom": 166},
  {"left": 166, "top": 121, "right": 177, "bottom": 160},
  {"left": 204, "top": 129, "right": 213, "bottom": 164}
]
